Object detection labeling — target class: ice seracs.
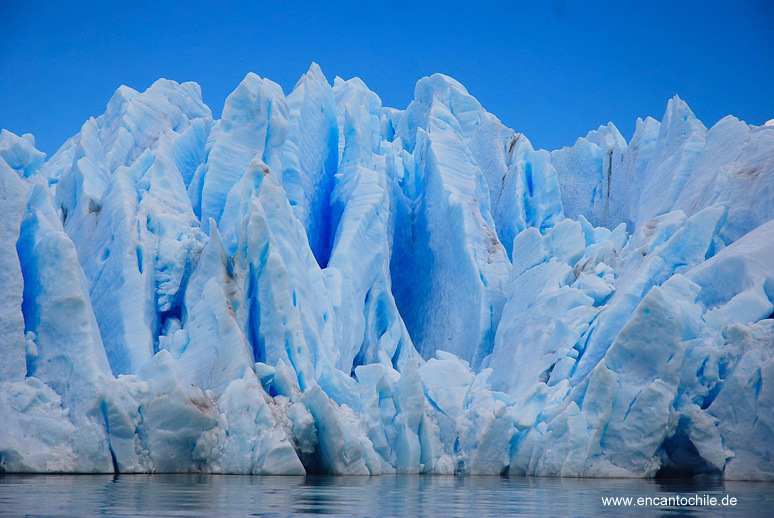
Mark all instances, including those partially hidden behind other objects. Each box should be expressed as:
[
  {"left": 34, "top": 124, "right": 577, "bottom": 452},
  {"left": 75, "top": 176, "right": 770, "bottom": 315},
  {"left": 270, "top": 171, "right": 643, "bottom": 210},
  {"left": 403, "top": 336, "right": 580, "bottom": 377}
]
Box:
[
  {"left": 1, "top": 66, "right": 773, "bottom": 480},
  {"left": 393, "top": 75, "right": 510, "bottom": 369}
]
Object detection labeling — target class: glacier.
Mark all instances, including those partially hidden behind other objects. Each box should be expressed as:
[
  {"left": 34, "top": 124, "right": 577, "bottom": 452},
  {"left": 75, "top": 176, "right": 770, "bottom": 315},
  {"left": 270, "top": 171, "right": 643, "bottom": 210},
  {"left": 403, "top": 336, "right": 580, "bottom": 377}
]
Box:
[{"left": 1, "top": 67, "right": 773, "bottom": 480}]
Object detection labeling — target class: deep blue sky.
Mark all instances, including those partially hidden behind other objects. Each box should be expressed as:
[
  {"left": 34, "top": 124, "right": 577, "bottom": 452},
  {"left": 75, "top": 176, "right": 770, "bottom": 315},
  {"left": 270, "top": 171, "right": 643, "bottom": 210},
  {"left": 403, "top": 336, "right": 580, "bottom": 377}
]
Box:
[{"left": 1, "top": 0, "right": 772, "bottom": 156}]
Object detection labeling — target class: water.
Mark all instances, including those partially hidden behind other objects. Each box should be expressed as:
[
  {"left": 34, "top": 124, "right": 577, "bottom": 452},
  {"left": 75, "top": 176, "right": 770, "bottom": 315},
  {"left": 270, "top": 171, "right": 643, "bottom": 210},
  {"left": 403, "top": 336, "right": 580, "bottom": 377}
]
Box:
[{"left": 0, "top": 474, "right": 771, "bottom": 517}]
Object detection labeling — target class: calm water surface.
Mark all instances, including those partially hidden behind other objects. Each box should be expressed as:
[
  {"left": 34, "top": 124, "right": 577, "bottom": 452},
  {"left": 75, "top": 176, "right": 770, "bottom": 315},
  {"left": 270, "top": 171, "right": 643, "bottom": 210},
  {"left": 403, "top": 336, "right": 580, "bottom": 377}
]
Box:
[{"left": 0, "top": 474, "right": 771, "bottom": 517}]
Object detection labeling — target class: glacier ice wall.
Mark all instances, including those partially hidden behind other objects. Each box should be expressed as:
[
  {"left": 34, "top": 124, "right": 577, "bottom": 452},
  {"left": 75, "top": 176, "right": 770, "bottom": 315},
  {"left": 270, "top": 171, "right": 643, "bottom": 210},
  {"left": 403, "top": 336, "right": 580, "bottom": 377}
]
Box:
[{"left": 2, "top": 67, "right": 774, "bottom": 480}]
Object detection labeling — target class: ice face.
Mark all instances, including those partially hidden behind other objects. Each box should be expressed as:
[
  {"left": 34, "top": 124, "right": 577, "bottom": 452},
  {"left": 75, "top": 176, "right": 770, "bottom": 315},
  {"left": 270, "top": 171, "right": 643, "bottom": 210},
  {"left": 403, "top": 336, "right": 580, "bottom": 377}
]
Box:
[
  {"left": 0, "top": 161, "right": 29, "bottom": 382},
  {"left": 551, "top": 122, "right": 626, "bottom": 229},
  {"left": 392, "top": 87, "right": 511, "bottom": 369},
  {"left": 200, "top": 74, "right": 287, "bottom": 227},
  {"left": 1, "top": 71, "right": 773, "bottom": 480}
]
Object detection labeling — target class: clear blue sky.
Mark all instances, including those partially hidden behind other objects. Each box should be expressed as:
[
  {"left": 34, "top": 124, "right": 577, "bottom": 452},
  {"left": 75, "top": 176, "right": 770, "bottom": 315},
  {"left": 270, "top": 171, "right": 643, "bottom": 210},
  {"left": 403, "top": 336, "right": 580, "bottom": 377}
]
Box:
[{"left": 1, "top": 0, "right": 772, "bottom": 155}]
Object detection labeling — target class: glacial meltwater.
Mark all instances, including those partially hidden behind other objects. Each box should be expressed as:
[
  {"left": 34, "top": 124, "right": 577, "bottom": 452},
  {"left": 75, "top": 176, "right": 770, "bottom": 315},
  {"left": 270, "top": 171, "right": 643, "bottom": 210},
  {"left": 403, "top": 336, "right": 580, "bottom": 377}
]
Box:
[{"left": 0, "top": 474, "right": 771, "bottom": 517}]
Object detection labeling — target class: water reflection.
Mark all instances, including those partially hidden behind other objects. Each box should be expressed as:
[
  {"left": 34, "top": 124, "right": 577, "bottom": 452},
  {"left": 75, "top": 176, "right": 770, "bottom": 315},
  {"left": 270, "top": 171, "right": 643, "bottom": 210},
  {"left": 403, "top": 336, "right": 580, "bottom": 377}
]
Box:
[{"left": 0, "top": 473, "right": 770, "bottom": 517}]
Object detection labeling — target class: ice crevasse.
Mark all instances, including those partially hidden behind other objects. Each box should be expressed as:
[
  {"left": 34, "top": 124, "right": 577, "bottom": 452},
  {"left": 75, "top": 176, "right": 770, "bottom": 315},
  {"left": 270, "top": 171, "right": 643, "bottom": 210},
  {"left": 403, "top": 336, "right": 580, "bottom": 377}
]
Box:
[{"left": 1, "top": 65, "right": 774, "bottom": 479}]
